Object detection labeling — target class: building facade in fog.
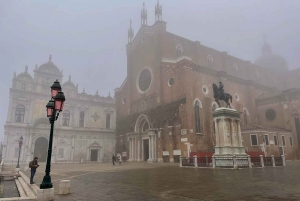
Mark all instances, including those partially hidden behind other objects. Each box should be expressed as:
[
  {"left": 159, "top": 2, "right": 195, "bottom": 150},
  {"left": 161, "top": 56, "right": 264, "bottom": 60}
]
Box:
[
  {"left": 2, "top": 56, "right": 116, "bottom": 164},
  {"left": 115, "top": 2, "right": 300, "bottom": 161}
]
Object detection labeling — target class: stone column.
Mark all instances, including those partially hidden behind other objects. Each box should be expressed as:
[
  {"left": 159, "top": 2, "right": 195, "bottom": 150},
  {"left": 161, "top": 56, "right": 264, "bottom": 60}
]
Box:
[
  {"left": 134, "top": 138, "right": 137, "bottom": 161},
  {"left": 214, "top": 119, "right": 219, "bottom": 147},
  {"left": 222, "top": 118, "right": 227, "bottom": 146},
  {"left": 6, "top": 97, "right": 13, "bottom": 122},
  {"left": 148, "top": 136, "right": 152, "bottom": 161},
  {"left": 260, "top": 155, "right": 264, "bottom": 167},
  {"left": 180, "top": 156, "right": 182, "bottom": 167},
  {"left": 193, "top": 155, "right": 198, "bottom": 167},
  {"left": 271, "top": 155, "right": 275, "bottom": 167},
  {"left": 233, "top": 155, "right": 237, "bottom": 169},
  {"left": 237, "top": 120, "right": 243, "bottom": 146},
  {"left": 212, "top": 156, "right": 216, "bottom": 168},
  {"left": 154, "top": 135, "right": 157, "bottom": 161},
  {"left": 129, "top": 138, "right": 132, "bottom": 161},
  {"left": 137, "top": 139, "right": 140, "bottom": 161},
  {"left": 130, "top": 138, "right": 134, "bottom": 161},
  {"left": 230, "top": 119, "right": 235, "bottom": 146},
  {"left": 152, "top": 135, "right": 155, "bottom": 161},
  {"left": 71, "top": 137, "right": 75, "bottom": 162},
  {"left": 281, "top": 155, "right": 286, "bottom": 166},
  {"left": 248, "top": 155, "right": 252, "bottom": 168}
]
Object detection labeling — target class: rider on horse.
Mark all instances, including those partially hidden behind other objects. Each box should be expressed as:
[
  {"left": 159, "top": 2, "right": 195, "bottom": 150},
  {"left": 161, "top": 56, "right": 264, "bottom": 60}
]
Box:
[{"left": 219, "top": 82, "right": 225, "bottom": 99}]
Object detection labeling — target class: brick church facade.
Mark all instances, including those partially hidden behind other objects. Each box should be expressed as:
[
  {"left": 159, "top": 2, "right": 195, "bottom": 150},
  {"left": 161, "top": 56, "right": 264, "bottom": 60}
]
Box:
[{"left": 115, "top": 2, "right": 300, "bottom": 161}]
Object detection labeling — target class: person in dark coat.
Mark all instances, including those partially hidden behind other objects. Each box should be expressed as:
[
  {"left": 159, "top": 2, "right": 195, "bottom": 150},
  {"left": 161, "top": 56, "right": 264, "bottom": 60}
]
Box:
[
  {"left": 112, "top": 155, "right": 116, "bottom": 165},
  {"left": 29, "top": 157, "right": 39, "bottom": 184}
]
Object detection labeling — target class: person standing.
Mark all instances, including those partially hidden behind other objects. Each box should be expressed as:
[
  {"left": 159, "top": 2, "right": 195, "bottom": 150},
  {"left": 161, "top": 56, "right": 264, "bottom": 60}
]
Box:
[
  {"left": 29, "top": 157, "right": 39, "bottom": 184},
  {"left": 118, "top": 156, "right": 122, "bottom": 165},
  {"left": 112, "top": 154, "right": 116, "bottom": 165}
]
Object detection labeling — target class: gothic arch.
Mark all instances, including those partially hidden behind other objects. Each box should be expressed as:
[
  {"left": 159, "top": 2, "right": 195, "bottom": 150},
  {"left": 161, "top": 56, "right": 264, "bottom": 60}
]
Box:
[
  {"left": 193, "top": 99, "right": 202, "bottom": 108},
  {"left": 134, "top": 114, "right": 151, "bottom": 133}
]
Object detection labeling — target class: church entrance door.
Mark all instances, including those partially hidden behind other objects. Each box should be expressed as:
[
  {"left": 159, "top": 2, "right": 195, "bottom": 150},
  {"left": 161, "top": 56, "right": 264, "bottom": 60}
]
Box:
[
  {"left": 90, "top": 150, "right": 98, "bottom": 161},
  {"left": 34, "top": 137, "right": 48, "bottom": 162},
  {"left": 143, "top": 139, "right": 149, "bottom": 161}
]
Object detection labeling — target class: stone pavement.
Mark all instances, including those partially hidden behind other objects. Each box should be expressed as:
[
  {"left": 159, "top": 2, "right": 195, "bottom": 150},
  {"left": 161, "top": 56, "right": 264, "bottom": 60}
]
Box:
[{"left": 21, "top": 161, "right": 300, "bottom": 201}]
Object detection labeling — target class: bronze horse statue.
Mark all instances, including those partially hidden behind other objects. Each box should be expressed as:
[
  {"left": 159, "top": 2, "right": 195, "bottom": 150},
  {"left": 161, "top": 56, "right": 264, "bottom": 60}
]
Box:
[{"left": 212, "top": 83, "right": 232, "bottom": 108}]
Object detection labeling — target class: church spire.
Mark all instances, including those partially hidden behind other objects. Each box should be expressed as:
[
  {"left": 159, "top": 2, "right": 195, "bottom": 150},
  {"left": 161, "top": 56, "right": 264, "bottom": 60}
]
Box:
[
  {"left": 155, "top": 0, "right": 162, "bottom": 22},
  {"left": 128, "top": 19, "right": 134, "bottom": 43},
  {"left": 141, "top": 2, "right": 147, "bottom": 27},
  {"left": 262, "top": 34, "right": 272, "bottom": 55}
]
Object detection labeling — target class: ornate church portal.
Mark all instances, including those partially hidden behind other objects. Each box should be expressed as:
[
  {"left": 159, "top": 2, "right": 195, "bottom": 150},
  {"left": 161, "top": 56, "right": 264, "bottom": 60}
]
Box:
[
  {"left": 34, "top": 137, "right": 48, "bottom": 162},
  {"left": 128, "top": 115, "right": 157, "bottom": 162}
]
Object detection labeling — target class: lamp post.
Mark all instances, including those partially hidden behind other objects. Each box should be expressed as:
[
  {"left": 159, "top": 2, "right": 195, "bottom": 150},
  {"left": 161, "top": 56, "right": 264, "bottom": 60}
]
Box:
[
  {"left": 260, "top": 134, "right": 266, "bottom": 157},
  {"left": 40, "top": 80, "right": 65, "bottom": 189},
  {"left": 16, "top": 136, "right": 23, "bottom": 170}
]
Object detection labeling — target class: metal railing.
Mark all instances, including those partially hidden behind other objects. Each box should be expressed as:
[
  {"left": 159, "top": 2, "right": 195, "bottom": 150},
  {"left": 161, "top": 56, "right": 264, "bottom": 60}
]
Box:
[
  {"left": 263, "top": 157, "right": 273, "bottom": 166},
  {"left": 250, "top": 157, "right": 262, "bottom": 167},
  {"left": 179, "top": 155, "right": 286, "bottom": 168},
  {"left": 197, "top": 157, "right": 212, "bottom": 167},
  {"left": 274, "top": 157, "right": 283, "bottom": 166},
  {"left": 181, "top": 157, "right": 194, "bottom": 167}
]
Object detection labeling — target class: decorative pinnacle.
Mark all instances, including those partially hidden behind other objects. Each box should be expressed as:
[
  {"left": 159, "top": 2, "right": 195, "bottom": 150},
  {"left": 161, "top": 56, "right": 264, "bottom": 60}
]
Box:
[
  {"left": 96, "top": 90, "right": 98, "bottom": 95},
  {"left": 83, "top": 88, "right": 85, "bottom": 93},
  {"left": 25, "top": 65, "right": 28, "bottom": 73},
  {"left": 128, "top": 19, "right": 134, "bottom": 43},
  {"left": 69, "top": 75, "right": 71, "bottom": 81},
  {"left": 49, "top": 54, "right": 52, "bottom": 62}
]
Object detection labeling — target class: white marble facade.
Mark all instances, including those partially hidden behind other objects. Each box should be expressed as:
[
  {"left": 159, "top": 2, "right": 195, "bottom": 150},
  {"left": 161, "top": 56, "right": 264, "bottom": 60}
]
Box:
[{"left": 2, "top": 56, "right": 116, "bottom": 164}]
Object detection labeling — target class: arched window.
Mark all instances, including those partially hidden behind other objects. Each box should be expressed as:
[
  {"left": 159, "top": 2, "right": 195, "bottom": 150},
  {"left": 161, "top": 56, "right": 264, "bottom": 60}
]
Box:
[
  {"left": 106, "top": 114, "right": 111, "bottom": 129},
  {"left": 15, "top": 104, "right": 25, "bottom": 122},
  {"left": 233, "top": 64, "right": 238, "bottom": 77},
  {"left": 62, "top": 110, "right": 70, "bottom": 126},
  {"left": 79, "top": 111, "right": 85, "bottom": 127},
  {"left": 176, "top": 44, "right": 183, "bottom": 57},
  {"left": 194, "top": 100, "right": 201, "bottom": 133},
  {"left": 207, "top": 55, "right": 213, "bottom": 68},
  {"left": 243, "top": 109, "right": 248, "bottom": 125}
]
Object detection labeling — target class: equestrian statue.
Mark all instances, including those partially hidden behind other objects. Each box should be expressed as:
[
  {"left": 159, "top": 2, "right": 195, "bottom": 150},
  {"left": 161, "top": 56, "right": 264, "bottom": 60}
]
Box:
[{"left": 212, "top": 82, "right": 232, "bottom": 108}]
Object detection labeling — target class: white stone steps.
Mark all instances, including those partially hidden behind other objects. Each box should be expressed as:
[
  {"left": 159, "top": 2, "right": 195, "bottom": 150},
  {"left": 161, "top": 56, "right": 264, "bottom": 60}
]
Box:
[
  {"left": 17, "top": 176, "right": 35, "bottom": 198},
  {"left": 14, "top": 178, "right": 26, "bottom": 197},
  {"left": 19, "top": 172, "right": 39, "bottom": 196}
]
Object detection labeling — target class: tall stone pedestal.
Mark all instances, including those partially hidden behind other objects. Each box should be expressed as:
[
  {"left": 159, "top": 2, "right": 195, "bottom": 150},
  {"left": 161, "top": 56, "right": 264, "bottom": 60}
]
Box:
[{"left": 213, "top": 108, "right": 247, "bottom": 167}]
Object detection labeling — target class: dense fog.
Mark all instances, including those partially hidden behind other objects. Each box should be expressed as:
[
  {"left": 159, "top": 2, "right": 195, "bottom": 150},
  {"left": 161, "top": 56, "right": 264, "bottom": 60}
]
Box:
[{"left": 0, "top": 0, "right": 299, "bottom": 141}]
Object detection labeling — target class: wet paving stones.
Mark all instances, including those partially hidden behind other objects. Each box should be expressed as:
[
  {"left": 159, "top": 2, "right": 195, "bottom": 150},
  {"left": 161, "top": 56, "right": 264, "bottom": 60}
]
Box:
[{"left": 22, "top": 161, "right": 300, "bottom": 201}]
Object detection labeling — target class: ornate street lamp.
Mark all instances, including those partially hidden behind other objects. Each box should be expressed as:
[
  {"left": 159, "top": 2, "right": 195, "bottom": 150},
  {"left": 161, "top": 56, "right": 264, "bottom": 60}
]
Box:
[
  {"left": 16, "top": 136, "right": 23, "bottom": 169},
  {"left": 40, "top": 80, "right": 65, "bottom": 189}
]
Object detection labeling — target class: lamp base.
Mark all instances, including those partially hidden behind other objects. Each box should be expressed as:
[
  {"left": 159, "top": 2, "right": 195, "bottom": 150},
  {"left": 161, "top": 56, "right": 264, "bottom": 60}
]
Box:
[
  {"left": 40, "top": 175, "right": 53, "bottom": 189},
  {"left": 37, "top": 188, "right": 54, "bottom": 201}
]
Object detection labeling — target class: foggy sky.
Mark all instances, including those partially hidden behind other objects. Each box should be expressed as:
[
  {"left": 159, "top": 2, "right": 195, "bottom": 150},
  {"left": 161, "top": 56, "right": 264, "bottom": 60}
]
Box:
[{"left": 0, "top": 0, "right": 300, "bottom": 141}]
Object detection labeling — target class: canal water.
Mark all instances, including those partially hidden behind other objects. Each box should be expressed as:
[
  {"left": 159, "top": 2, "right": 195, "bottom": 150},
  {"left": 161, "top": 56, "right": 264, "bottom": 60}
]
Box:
[{"left": 0, "top": 177, "right": 19, "bottom": 198}]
